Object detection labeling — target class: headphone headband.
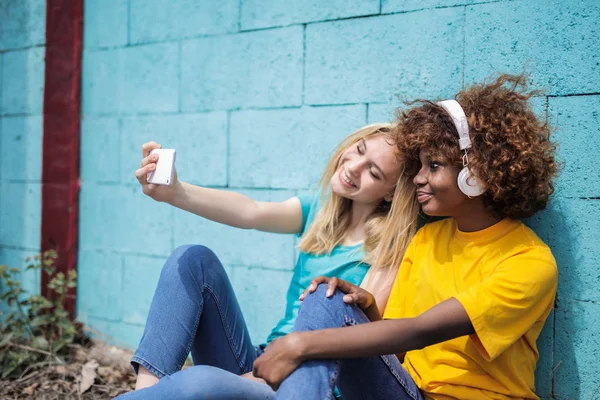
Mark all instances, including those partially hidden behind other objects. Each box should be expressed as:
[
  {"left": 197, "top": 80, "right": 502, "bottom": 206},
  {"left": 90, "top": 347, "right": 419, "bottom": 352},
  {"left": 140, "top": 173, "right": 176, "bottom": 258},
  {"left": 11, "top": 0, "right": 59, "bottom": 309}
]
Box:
[{"left": 437, "top": 100, "right": 471, "bottom": 151}]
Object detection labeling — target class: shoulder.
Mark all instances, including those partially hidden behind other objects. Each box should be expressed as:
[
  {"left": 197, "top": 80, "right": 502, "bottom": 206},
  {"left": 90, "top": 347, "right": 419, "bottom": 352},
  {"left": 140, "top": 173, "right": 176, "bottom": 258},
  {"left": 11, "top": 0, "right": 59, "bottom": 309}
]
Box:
[
  {"left": 413, "top": 218, "right": 455, "bottom": 241},
  {"left": 499, "top": 221, "right": 558, "bottom": 280}
]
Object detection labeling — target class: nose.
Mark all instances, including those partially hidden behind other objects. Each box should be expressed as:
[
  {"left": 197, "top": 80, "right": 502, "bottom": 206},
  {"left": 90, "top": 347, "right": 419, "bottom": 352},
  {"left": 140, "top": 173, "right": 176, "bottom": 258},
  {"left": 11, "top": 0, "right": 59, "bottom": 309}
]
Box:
[
  {"left": 346, "top": 159, "right": 366, "bottom": 177},
  {"left": 413, "top": 166, "right": 427, "bottom": 187}
]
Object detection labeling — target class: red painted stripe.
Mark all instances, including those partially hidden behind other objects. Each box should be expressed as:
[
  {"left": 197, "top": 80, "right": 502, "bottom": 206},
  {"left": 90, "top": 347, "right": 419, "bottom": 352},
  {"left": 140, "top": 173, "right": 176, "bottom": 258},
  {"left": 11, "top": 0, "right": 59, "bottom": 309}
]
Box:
[{"left": 41, "top": 0, "right": 83, "bottom": 318}]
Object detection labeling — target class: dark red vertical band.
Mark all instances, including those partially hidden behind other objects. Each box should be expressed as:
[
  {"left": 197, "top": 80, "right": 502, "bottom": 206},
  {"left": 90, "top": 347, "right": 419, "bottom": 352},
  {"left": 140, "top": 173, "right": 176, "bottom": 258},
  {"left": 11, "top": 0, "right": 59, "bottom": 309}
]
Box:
[{"left": 41, "top": 0, "right": 83, "bottom": 318}]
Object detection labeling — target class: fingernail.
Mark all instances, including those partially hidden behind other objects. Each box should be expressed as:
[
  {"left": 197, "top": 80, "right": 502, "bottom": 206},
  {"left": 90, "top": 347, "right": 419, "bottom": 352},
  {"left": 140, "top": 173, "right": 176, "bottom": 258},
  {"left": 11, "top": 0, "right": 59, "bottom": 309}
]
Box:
[{"left": 326, "top": 289, "right": 332, "bottom": 297}]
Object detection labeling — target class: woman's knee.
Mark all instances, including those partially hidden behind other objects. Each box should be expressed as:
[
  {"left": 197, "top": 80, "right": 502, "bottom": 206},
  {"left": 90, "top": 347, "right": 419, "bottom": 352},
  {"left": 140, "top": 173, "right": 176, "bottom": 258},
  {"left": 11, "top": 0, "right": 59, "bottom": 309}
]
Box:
[
  {"left": 303, "top": 283, "right": 345, "bottom": 306},
  {"left": 165, "top": 366, "right": 238, "bottom": 398},
  {"left": 162, "top": 245, "right": 223, "bottom": 280}
]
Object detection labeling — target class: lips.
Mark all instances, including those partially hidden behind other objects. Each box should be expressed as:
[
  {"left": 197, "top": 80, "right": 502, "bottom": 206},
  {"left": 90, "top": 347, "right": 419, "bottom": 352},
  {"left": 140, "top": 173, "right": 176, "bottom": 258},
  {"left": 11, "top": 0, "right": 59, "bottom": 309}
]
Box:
[
  {"left": 416, "top": 190, "right": 433, "bottom": 203},
  {"left": 339, "top": 169, "right": 357, "bottom": 188}
]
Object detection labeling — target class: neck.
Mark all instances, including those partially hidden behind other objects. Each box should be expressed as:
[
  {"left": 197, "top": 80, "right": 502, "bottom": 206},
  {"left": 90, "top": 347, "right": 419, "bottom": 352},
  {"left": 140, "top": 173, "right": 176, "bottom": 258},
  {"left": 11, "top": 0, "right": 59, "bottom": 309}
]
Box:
[
  {"left": 343, "top": 201, "right": 379, "bottom": 245},
  {"left": 453, "top": 199, "right": 501, "bottom": 232}
]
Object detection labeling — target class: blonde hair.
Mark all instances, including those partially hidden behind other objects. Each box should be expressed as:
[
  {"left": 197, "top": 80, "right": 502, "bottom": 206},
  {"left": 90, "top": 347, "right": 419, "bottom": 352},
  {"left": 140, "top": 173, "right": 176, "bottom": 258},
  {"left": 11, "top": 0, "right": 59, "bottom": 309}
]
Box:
[{"left": 297, "top": 123, "right": 420, "bottom": 294}]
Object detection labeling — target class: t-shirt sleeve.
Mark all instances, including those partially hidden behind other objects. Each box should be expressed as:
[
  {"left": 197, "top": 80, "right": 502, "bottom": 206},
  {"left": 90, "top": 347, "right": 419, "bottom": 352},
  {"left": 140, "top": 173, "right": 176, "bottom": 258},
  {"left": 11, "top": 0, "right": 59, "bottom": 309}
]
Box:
[
  {"left": 454, "top": 247, "right": 557, "bottom": 361},
  {"left": 296, "top": 193, "right": 316, "bottom": 236}
]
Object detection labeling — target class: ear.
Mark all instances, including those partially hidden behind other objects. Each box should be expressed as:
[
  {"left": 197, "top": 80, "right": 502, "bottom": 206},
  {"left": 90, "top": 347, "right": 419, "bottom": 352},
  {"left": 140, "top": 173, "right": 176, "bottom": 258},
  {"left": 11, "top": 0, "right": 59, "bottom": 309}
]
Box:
[{"left": 384, "top": 193, "right": 394, "bottom": 203}]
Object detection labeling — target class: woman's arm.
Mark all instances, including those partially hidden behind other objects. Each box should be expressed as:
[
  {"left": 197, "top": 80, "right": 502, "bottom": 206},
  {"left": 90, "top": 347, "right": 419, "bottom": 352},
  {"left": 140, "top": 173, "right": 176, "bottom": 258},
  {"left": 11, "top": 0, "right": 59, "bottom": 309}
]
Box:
[
  {"left": 253, "top": 297, "right": 474, "bottom": 389},
  {"left": 170, "top": 182, "right": 304, "bottom": 233},
  {"left": 136, "top": 141, "right": 305, "bottom": 234},
  {"left": 299, "top": 297, "right": 473, "bottom": 359}
]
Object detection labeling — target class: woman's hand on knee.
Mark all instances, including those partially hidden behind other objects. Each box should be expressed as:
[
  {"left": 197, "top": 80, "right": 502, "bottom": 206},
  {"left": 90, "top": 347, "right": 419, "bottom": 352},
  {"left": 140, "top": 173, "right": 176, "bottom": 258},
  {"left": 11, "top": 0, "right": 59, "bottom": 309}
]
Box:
[{"left": 299, "top": 276, "right": 376, "bottom": 312}]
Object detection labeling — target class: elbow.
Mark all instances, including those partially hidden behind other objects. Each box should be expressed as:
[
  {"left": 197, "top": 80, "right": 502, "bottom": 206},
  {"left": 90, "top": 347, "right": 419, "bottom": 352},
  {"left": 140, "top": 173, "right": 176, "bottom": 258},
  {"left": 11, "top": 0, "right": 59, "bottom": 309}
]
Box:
[{"left": 238, "top": 202, "right": 262, "bottom": 230}]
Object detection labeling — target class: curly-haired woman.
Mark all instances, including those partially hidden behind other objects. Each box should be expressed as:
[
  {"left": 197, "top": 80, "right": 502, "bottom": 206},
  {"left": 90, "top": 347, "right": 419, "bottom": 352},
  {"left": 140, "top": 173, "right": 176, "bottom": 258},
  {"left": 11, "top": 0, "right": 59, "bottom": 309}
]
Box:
[{"left": 253, "top": 74, "right": 559, "bottom": 400}]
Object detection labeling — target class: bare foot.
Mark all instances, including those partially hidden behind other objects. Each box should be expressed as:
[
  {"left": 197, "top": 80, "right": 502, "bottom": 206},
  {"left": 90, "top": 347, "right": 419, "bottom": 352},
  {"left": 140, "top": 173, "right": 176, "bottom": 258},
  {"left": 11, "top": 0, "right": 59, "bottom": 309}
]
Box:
[{"left": 135, "top": 365, "right": 160, "bottom": 390}]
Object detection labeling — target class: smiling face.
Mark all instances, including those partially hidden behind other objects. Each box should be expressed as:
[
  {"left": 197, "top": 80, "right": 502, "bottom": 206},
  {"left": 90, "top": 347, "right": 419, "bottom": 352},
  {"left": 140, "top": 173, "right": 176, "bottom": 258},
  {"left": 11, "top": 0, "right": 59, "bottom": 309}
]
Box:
[
  {"left": 413, "top": 148, "right": 470, "bottom": 217},
  {"left": 330, "top": 134, "right": 401, "bottom": 207}
]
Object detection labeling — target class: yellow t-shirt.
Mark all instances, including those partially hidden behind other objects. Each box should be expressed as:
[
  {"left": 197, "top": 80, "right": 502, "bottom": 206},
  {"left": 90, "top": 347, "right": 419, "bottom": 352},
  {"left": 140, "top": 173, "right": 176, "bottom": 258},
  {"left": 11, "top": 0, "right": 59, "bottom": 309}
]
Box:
[{"left": 383, "top": 218, "right": 557, "bottom": 400}]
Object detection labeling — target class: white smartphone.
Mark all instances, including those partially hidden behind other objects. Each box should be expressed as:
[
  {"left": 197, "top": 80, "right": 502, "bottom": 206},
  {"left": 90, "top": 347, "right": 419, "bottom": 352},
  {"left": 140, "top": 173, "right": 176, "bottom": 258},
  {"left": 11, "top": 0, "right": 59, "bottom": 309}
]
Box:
[{"left": 147, "top": 149, "right": 176, "bottom": 185}]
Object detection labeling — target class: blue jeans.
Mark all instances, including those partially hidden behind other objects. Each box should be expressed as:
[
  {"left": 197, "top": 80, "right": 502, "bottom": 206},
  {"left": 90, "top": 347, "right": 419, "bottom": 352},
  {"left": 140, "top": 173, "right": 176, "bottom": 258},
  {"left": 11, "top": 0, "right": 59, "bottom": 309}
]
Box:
[
  {"left": 274, "top": 284, "right": 425, "bottom": 400},
  {"left": 116, "top": 245, "right": 275, "bottom": 399}
]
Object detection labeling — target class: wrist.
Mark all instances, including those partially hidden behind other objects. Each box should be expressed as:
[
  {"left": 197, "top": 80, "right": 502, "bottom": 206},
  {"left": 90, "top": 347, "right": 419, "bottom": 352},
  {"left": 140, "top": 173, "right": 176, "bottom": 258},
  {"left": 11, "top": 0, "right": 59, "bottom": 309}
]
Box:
[
  {"left": 168, "top": 180, "right": 186, "bottom": 206},
  {"left": 285, "top": 331, "right": 310, "bottom": 362}
]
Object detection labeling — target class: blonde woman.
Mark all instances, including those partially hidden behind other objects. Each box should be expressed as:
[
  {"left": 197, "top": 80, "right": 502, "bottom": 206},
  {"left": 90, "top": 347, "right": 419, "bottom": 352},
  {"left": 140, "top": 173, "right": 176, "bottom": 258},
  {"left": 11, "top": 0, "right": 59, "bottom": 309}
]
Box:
[{"left": 119, "top": 123, "right": 419, "bottom": 400}]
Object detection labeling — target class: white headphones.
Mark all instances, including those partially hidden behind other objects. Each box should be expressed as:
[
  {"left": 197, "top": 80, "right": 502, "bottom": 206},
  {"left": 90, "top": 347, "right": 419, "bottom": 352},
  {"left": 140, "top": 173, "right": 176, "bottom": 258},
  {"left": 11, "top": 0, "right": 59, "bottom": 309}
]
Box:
[{"left": 437, "top": 100, "right": 486, "bottom": 197}]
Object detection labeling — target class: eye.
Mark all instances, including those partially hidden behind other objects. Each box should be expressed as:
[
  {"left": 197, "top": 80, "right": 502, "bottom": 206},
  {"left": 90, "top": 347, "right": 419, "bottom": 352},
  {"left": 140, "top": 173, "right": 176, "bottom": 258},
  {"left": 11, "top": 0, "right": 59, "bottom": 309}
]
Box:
[
  {"left": 429, "top": 161, "right": 440, "bottom": 171},
  {"left": 357, "top": 144, "right": 364, "bottom": 155},
  {"left": 370, "top": 170, "right": 381, "bottom": 180}
]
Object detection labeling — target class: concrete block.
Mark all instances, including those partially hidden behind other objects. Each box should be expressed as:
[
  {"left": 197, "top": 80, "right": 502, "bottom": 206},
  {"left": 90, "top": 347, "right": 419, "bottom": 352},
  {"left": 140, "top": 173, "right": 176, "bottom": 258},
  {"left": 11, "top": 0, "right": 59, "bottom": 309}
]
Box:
[
  {"left": 0, "top": 0, "right": 45, "bottom": 50},
  {"left": 367, "top": 104, "right": 396, "bottom": 124},
  {"left": 114, "top": 185, "right": 174, "bottom": 256},
  {"left": 0, "top": 247, "right": 40, "bottom": 297},
  {"left": 0, "top": 182, "right": 40, "bottom": 249},
  {"left": 229, "top": 105, "right": 366, "bottom": 189},
  {"left": 554, "top": 299, "right": 600, "bottom": 399},
  {"left": 119, "top": 43, "right": 179, "bottom": 114},
  {"left": 83, "top": 0, "right": 128, "bottom": 49},
  {"left": 0, "top": 55, "right": 3, "bottom": 115},
  {"left": 181, "top": 26, "right": 303, "bottom": 111},
  {"left": 130, "top": 0, "right": 239, "bottom": 43},
  {"left": 122, "top": 254, "right": 165, "bottom": 325},
  {"left": 80, "top": 117, "right": 121, "bottom": 183},
  {"left": 77, "top": 250, "right": 123, "bottom": 321},
  {"left": 548, "top": 95, "right": 600, "bottom": 198},
  {"left": 1, "top": 47, "right": 44, "bottom": 115},
  {"left": 465, "top": 0, "right": 600, "bottom": 96},
  {"left": 173, "top": 189, "right": 297, "bottom": 270},
  {"left": 526, "top": 198, "right": 600, "bottom": 303},
  {"left": 0, "top": 116, "right": 42, "bottom": 181},
  {"left": 83, "top": 317, "right": 144, "bottom": 350},
  {"left": 534, "top": 310, "right": 554, "bottom": 399},
  {"left": 382, "top": 0, "right": 500, "bottom": 13},
  {"left": 228, "top": 265, "right": 293, "bottom": 344},
  {"left": 78, "top": 184, "right": 121, "bottom": 251},
  {"left": 82, "top": 49, "right": 122, "bottom": 115},
  {"left": 82, "top": 44, "right": 179, "bottom": 115},
  {"left": 305, "top": 9, "right": 463, "bottom": 105},
  {"left": 528, "top": 96, "right": 548, "bottom": 125},
  {"left": 241, "top": 0, "right": 379, "bottom": 30},
  {"left": 80, "top": 184, "right": 172, "bottom": 256},
  {"left": 120, "top": 112, "right": 228, "bottom": 186}
]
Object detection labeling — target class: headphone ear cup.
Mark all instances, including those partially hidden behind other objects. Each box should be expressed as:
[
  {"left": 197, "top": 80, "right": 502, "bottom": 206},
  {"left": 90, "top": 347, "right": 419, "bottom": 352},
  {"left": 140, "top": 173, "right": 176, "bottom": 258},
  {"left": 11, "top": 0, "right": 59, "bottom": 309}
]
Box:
[{"left": 458, "top": 167, "right": 486, "bottom": 197}]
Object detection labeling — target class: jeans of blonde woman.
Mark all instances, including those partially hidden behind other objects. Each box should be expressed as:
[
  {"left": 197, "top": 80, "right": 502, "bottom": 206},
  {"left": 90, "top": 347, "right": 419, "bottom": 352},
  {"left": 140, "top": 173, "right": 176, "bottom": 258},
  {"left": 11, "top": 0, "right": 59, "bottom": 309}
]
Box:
[{"left": 116, "top": 244, "right": 275, "bottom": 400}]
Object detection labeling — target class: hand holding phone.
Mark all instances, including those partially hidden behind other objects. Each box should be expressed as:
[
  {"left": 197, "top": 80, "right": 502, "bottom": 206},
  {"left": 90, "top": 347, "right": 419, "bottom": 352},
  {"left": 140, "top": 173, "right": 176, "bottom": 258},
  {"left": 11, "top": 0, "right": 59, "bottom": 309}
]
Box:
[{"left": 147, "top": 149, "right": 176, "bottom": 186}]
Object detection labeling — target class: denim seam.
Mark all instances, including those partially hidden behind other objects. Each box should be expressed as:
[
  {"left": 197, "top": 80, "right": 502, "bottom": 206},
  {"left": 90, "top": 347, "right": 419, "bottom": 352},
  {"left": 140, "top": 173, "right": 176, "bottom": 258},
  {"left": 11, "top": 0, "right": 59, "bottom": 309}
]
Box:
[
  {"left": 204, "top": 284, "right": 247, "bottom": 371},
  {"left": 176, "top": 254, "right": 207, "bottom": 372},
  {"left": 379, "top": 355, "right": 419, "bottom": 400},
  {"left": 175, "top": 297, "right": 204, "bottom": 371},
  {"left": 325, "top": 359, "right": 342, "bottom": 400},
  {"left": 131, "top": 355, "right": 168, "bottom": 379},
  {"left": 343, "top": 314, "right": 419, "bottom": 400}
]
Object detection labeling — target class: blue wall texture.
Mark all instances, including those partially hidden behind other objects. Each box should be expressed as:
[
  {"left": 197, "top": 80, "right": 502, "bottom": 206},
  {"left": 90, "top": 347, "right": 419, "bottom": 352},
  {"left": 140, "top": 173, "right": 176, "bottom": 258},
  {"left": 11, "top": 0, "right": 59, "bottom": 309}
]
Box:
[
  {"left": 1, "top": 0, "right": 598, "bottom": 398},
  {"left": 0, "top": 0, "right": 45, "bottom": 300}
]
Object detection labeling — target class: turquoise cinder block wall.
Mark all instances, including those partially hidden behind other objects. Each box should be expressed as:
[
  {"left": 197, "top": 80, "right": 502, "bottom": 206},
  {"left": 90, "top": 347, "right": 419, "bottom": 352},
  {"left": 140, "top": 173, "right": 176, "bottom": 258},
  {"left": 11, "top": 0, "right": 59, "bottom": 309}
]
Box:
[
  {"left": 76, "top": 0, "right": 599, "bottom": 398},
  {"left": 0, "top": 0, "right": 46, "bottom": 300}
]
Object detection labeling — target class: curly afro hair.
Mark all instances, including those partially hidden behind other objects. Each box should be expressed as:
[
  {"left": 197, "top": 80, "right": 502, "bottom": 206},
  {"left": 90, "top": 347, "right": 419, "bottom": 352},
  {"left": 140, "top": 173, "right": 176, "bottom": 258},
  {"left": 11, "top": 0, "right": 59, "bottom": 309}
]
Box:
[{"left": 395, "top": 74, "right": 558, "bottom": 219}]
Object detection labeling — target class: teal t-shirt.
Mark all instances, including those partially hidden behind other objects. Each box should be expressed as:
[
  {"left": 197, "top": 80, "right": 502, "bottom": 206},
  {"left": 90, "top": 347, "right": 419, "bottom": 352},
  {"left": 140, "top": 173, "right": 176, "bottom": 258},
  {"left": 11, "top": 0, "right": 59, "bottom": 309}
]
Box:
[{"left": 266, "top": 194, "right": 370, "bottom": 343}]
